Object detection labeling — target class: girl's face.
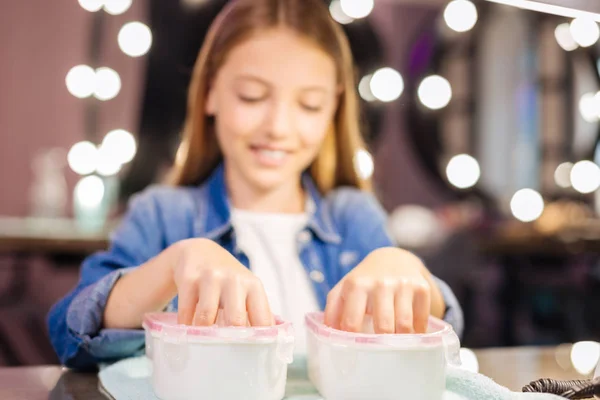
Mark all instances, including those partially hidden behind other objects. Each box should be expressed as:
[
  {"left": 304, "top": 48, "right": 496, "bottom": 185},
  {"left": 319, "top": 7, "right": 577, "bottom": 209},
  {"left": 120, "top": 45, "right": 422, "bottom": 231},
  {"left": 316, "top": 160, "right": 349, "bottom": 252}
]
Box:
[{"left": 206, "top": 27, "right": 339, "bottom": 193}]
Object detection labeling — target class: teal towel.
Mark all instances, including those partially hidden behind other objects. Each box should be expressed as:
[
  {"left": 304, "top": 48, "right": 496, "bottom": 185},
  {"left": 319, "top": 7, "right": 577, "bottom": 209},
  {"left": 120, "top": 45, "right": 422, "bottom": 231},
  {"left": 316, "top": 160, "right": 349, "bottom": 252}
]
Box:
[{"left": 98, "top": 356, "right": 564, "bottom": 400}]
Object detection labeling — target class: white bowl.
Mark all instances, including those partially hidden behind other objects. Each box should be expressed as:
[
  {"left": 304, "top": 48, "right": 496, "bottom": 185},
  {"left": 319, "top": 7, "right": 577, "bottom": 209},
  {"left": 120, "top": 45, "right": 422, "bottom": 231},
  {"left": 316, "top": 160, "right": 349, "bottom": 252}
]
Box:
[
  {"left": 305, "top": 312, "right": 461, "bottom": 400},
  {"left": 143, "top": 313, "right": 295, "bottom": 400}
]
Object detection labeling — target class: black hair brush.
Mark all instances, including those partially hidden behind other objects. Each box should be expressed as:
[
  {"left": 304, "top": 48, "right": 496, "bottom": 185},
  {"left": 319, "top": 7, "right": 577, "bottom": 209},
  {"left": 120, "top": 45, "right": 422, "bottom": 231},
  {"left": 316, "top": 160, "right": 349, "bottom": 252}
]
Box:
[{"left": 523, "top": 377, "right": 600, "bottom": 399}]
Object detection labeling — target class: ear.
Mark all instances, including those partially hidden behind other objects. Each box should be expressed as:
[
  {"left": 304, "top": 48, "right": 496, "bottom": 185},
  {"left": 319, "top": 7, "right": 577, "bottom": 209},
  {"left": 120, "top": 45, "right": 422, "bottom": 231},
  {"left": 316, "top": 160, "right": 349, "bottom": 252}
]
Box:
[{"left": 205, "top": 84, "right": 217, "bottom": 116}]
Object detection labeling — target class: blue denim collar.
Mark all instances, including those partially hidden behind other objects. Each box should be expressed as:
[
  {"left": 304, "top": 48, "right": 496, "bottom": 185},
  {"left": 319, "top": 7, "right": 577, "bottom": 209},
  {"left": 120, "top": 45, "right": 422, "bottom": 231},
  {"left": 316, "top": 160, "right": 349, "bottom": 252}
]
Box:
[{"left": 197, "top": 163, "right": 341, "bottom": 244}]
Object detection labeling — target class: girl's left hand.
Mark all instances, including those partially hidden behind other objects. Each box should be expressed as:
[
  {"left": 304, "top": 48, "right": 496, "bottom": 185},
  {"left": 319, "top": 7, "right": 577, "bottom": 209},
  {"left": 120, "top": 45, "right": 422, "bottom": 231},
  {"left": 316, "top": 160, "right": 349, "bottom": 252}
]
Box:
[{"left": 324, "top": 247, "right": 444, "bottom": 334}]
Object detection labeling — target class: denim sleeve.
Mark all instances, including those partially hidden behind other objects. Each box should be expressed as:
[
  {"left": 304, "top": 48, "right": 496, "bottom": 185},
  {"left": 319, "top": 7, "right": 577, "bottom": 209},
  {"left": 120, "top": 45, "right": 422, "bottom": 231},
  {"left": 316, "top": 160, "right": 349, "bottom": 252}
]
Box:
[
  {"left": 47, "top": 188, "right": 168, "bottom": 370},
  {"left": 330, "top": 189, "right": 465, "bottom": 339}
]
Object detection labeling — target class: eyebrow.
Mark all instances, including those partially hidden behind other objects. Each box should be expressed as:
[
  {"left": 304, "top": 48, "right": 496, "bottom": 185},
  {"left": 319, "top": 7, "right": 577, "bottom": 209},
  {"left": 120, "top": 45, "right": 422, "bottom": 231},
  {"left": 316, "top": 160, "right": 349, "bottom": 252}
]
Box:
[{"left": 234, "top": 74, "right": 330, "bottom": 93}]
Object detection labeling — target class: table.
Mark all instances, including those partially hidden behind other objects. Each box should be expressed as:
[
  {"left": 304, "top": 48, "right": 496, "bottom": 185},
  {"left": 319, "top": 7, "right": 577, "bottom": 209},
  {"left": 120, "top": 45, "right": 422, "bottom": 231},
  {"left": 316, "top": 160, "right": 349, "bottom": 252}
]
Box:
[
  {"left": 0, "top": 216, "right": 111, "bottom": 254},
  {"left": 0, "top": 217, "right": 114, "bottom": 366},
  {"left": 0, "top": 347, "right": 594, "bottom": 400}
]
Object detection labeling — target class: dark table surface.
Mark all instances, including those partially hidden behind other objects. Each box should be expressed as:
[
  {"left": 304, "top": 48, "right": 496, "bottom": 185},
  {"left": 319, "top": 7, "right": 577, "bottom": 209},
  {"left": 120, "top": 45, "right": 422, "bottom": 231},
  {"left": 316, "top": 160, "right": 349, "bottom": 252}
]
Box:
[
  {"left": 0, "top": 217, "right": 111, "bottom": 254},
  {"left": 0, "top": 346, "right": 594, "bottom": 399}
]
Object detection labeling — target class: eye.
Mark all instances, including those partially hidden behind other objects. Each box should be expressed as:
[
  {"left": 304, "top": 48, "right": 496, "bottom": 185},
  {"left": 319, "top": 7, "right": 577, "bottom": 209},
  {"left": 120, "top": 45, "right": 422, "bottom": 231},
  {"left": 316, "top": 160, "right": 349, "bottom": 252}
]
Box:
[
  {"left": 238, "top": 95, "right": 266, "bottom": 103},
  {"left": 300, "top": 103, "right": 323, "bottom": 113}
]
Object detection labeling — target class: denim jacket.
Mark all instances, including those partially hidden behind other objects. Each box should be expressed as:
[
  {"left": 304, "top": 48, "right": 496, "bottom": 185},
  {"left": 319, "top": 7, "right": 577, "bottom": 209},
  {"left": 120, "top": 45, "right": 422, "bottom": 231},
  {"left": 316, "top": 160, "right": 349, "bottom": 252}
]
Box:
[{"left": 47, "top": 164, "right": 463, "bottom": 369}]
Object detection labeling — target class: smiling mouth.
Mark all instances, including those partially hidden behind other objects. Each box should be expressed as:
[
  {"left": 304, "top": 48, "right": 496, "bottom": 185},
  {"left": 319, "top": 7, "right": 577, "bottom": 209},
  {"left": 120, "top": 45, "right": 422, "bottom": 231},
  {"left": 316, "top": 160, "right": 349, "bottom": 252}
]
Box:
[{"left": 249, "top": 145, "right": 291, "bottom": 166}]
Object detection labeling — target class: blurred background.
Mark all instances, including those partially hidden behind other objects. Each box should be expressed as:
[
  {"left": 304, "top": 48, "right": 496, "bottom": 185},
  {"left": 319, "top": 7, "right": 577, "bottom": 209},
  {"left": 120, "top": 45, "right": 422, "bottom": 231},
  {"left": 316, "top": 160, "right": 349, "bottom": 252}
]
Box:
[{"left": 2, "top": 0, "right": 600, "bottom": 374}]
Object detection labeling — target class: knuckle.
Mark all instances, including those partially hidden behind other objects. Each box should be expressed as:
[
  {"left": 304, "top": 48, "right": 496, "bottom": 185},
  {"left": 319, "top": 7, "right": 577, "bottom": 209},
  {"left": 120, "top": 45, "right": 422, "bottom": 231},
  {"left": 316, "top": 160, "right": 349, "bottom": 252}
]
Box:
[
  {"left": 179, "top": 280, "right": 198, "bottom": 294},
  {"left": 227, "top": 313, "right": 247, "bottom": 327},
  {"left": 343, "top": 278, "right": 367, "bottom": 293},
  {"left": 194, "top": 308, "right": 215, "bottom": 325},
  {"left": 414, "top": 282, "right": 430, "bottom": 295},
  {"left": 249, "top": 277, "right": 265, "bottom": 291},
  {"left": 343, "top": 278, "right": 358, "bottom": 293},
  {"left": 396, "top": 319, "right": 413, "bottom": 333},
  {"left": 374, "top": 279, "right": 393, "bottom": 291},
  {"left": 375, "top": 318, "right": 395, "bottom": 334},
  {"left": 227, "top": 273, "right": 245, "bottom": 287},
  {"left": 340, "top": 317, "right": 360, "bottom": 332},
  {"left": 199, "top": 269, "right": 217, "bottom": 283}
]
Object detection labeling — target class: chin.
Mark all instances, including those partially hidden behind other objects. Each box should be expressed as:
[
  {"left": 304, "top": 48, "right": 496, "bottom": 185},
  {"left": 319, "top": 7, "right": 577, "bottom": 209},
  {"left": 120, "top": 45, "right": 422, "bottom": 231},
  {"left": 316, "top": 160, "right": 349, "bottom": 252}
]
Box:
[{"left": 246, "top": 167, "right": 298, "bottom": 192}]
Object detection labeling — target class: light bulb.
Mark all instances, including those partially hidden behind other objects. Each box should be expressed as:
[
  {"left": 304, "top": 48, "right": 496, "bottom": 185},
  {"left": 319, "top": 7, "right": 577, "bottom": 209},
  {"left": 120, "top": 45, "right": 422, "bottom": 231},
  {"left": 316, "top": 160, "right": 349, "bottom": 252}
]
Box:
[
  {"left": 78, "top": 0, "right": 104, "bottom": 12},
  {"left": 340, "top": 0, "right": 374, "bottom": 19},
  {"left": 65, "top": 65, "right": 96, "bottom": 98},
  {"left": 101, "top": 129, "right": 137, "bottom": 164},
  {"left": 418, "top": 75, "right": 453, "bottom": 110},
  {"left": 444, "top": 0, "right": 478, "bottom": 33},
  {"left": 94, "top": 67, "right": 121, "bottom": 101},
  {"left": 571, "top": 160, "right": 600, "bottom": 194},
  {"left": 446, "top": 154, "right": 480, "bottom": 189},
  {"left": 510, "top": 189, "right": 544, "bottom": 222},
  {"left": 354, "top": 149, "right": 374, "bottom": 180},
  {"left": 570, "top": 17, "right": 600, "bottom": 48},
  {"left": 370, "top": 68, "right": 404, "bottom": 102},
  {"left": 68, "top": 141, "right": 98, "bottom": 176},
  {"left": 329, "top": 0, "right": 354, "bottom": 24},
  {"left": 554, "top": 23, "right": 578, "bottom": 51},
  {"left": 103, "top": 0, "right": 132, "bottom": 15},
  {"left": 118, "top": 22, "right": 152, "bottom": 57}
]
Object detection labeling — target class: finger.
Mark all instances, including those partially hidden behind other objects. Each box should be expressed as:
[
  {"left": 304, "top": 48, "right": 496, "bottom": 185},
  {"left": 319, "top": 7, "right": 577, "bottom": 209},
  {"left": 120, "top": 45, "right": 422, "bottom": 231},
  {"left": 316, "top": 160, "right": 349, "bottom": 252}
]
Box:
[
  {"left": 413, "top": 283, "right": 431, "bottom": 334},
  {"left": 324, "top": 283, "right": 343, "bottom": 329},
  {"left": 246, "top": 280, "right": 273, "bottom": 326},
  {"left": 394, "top": 285, "right": 414, "bottom": 334},
  {"left": 340, "top": 282, "right": 368, "bottom": 333},
  {"left": 222, "top": 278, "right": 248, "bottom": 326},
  {"left": 177, "top": 282, "right": 199, "bottom": 326},
  {"left": 193, "top": 277, "right": 221, "bottom": 326},
  {"left": 372, "top": 284, "right": 395, "bottom": 334}
]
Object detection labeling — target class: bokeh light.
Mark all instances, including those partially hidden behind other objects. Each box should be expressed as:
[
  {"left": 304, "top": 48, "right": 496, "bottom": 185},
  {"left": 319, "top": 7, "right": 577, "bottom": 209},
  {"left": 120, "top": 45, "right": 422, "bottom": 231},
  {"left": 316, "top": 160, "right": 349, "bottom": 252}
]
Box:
[
  {"left": 68, "top": 141, "right": 98, "bottom": 176},
  {"left": 358, "top": 74, "right": 376, "bottom": 102},
  {"left": 340, "top": 0, "right": 374, "bottom": 19},
  {"left": 418, "top": 75, "right": 453, "bottom": 110},
  {"left": 354, "top": 149, "right": 374, "bottom": 180},
  {"left": 554, "top": 23, "right": 578, "bottom": 51},
  {"left": 444, "top": 0, "right": 478, "bottom": 33},
  {"left": 65, "top": 65, "right": 96, "bottom": 99},
  {"left": 329, "top": 0, "right": 354, "bottom": 24},
  {"left": 103, "top": 0, "right": 132, "bottom": 15},
  {"left": 446, "top": 154, "right": 480, "bottom": 189},
  {"left": 74, "top": 176, "right": 105, "bottom": 208},
  {"left": 554, "top": 162, "right": 573, "bottom": 189},
  {"left": 78, "top": 0, "right": 104, "bottom": 12},
  {"left": 118, "top": 22, "right": 153, "bottom": 57},
  {"left": 571, "top": 341, "right": 600, "bottom": 375},
  {"left": 101, "top": 129, "right": 137, "bottom": 164},
  {"left": 570, "top": 160, "right": 600, "bottom": 194},
  {"left": 510, "top": 189, "right": 545, "bottom": 222},
  {"left": 93, "top": 67, "right": 121, "bottom": 101},
  {"left": 570, "top": 17, "right": 600, "bottom": 48},
  {"left": 370, "top": 68, "right": 404, "bottom": 102}
]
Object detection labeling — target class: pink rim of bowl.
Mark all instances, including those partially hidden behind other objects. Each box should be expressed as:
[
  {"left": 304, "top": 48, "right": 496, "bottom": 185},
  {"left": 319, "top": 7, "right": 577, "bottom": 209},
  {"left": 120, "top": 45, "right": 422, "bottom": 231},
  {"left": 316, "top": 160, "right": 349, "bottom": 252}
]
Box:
[
  {"left": 305, "top": 312, "right": 454, "bottom": 347},
  {"left": 143, "top": 312, "right": 293, "bottom": 340}
]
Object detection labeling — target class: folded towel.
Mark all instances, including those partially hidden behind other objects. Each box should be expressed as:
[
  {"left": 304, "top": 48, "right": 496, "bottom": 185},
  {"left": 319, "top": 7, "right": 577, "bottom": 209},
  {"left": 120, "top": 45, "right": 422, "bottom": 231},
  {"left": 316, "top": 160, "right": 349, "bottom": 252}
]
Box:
[{"left": 98, "top": 357, "right": 564, "bottom": 400}]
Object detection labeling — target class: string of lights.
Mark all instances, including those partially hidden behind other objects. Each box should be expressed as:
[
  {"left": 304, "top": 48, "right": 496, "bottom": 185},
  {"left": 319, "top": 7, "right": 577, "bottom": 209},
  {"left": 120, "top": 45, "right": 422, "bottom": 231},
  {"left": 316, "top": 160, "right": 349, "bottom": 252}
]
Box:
[
  {"left": 64, "top": 0, "right": 600, "bottom": 225},
  {"left": 65, "top": 0, "right": 151, "bottom": 211}
]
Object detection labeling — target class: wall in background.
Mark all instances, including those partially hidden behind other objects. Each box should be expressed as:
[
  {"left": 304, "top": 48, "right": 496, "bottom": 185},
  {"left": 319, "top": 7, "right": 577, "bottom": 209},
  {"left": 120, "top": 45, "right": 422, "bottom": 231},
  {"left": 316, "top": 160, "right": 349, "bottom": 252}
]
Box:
[
  {"left": 0, "top": 1, "right": 445, "bottom": 218},
  {"left": 0, "top": 0, "right": 146, "bottom": 217}
]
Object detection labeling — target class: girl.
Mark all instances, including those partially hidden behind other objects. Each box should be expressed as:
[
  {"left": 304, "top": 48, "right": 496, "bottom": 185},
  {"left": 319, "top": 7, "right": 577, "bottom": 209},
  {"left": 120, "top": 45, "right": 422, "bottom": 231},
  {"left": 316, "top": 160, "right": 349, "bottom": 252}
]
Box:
[{"left": 48, "top": 0, "right": 463, "bottom": 369}]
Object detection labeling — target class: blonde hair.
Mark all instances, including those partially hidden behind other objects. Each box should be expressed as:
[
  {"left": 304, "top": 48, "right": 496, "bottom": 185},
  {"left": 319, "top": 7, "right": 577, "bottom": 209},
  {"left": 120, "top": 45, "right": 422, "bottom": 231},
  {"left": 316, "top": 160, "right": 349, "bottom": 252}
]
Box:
[{"left": 169, "top": 0, "right": 371, "bottom": 193}]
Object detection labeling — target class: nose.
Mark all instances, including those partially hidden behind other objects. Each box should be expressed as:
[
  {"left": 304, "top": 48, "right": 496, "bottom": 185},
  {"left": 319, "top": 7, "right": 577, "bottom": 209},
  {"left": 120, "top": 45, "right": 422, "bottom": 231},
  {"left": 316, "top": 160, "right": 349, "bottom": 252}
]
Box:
[{"left": 267, "top": 100, "right": 293, "bottom": 139}]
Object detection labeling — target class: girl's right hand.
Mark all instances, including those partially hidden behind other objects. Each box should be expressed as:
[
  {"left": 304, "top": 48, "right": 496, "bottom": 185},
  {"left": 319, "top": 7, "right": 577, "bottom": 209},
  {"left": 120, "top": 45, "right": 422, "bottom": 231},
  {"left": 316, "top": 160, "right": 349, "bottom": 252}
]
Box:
[{"left": 171, "top": 238, "right": 273, "bottom": 327}]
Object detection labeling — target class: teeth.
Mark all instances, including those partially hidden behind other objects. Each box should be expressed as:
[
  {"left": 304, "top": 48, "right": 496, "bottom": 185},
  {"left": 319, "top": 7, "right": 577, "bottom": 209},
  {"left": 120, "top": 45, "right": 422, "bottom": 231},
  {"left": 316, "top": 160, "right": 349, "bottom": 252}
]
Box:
[{"left": 258, "top": 149, "right": 286, "bottom": 160}]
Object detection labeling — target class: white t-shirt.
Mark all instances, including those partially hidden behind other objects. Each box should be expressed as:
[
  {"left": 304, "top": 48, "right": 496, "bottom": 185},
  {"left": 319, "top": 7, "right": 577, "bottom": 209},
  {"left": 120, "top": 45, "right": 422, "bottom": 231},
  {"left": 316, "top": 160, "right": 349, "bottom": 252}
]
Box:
[{"left": 230, "top": 208, "right": 320, "bottom": 355}]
